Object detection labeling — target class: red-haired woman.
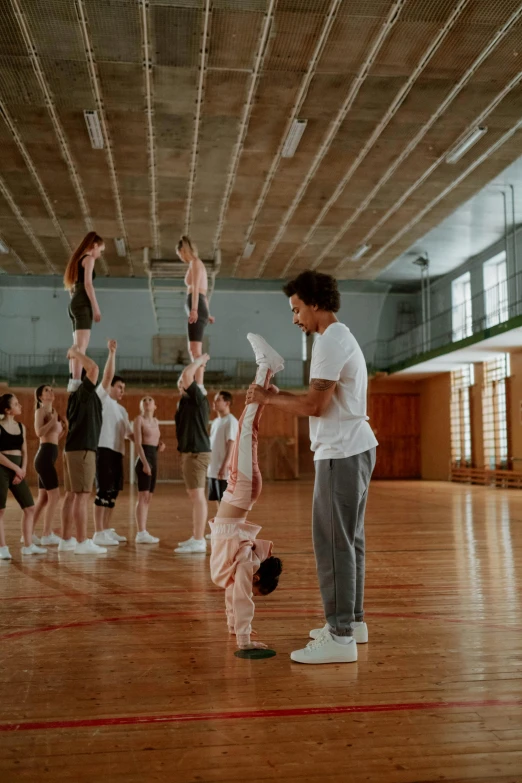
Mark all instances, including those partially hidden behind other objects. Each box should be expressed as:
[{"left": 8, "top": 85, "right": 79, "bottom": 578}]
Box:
[{"left": 64, "top": 232, "right": 105, "bottom": 391}]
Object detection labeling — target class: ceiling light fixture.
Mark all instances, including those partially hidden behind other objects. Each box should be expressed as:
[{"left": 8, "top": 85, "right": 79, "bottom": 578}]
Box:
[
  {"left": 242, "top": 242, "right": 256, "bottom": 259},
  {"left": 281, "top": 120, "right": 308, "bottom": 158},
  {"left": 350, "top": 243, "right": 371, "bottom": 261},
  {"left": 446, "top": 126, "right": 488, "bottom": 164},
  {"left": 0, "top": 239, "right": 9, "bottom": 254},
  {"left": 84, "top": 110, "right": 104, "bottom": 149},
  {"left": 114, "top": 237, "right": 126, "bottom": 257}
]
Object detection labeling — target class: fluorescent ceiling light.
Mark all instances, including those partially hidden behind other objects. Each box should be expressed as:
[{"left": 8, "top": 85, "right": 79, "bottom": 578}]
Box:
[
  {"left": 446, "top": 126, "right": 488, "bottom": 164},
  {"left": 350, "top": 243, "right": 371, "bottom": 262},
  {"left": 114, "top": 237, "right": 126, "bottom": 257},
  {"left": 0, "top": 239, "right": 9, "bottom": 254},
  {"left": 242, "top": 242, "right": 256, "bottom": 259},
  {"left": 281, "top": 120, "right": 308, "bottom": 158},
  {"left": 84, "top": 110, "right": 104, "bottom": 149}
]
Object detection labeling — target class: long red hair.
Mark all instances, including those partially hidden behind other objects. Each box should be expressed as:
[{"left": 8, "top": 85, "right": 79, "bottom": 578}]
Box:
[{"left": 63, "top": 232, "right": 103, "bottom": 291}]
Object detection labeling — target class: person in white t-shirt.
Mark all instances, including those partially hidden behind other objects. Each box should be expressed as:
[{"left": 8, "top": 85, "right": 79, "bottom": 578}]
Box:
[
  {"left": 92, "top": 340, "right": 133, "bottom": 548},
  {"left": 207, "top": 390, "right": 239, "bottom": 514},
  {"left": 246, "top": 270, "right": 378, "bottom": 666}
]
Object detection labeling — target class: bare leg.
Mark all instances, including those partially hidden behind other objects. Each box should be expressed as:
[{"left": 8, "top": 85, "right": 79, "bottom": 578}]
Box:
[
  {"left": 189, "top": 341, "right": 204, "bottom": 386},
  {"left": 32, "top": 489, "right": 48, "bottom": 535},
  {"left": 42, "top": 488, "right": 60, "bottom": 536},
  {"left": 0, "top": 510, "right": 6, "bottom": 547},
  {"left": 94, "top": 505, "right": 106, "bottom": 533},
  {"left": 74, "top": 493, "right": 90, "bottom": 543},
  {"left": 216, "top": 499, "right": 249, "bottom": 521},
  {"left": 22, "top": 507, "right": 35, "bottom": 547},
  {"left": 61, "top": 491, "right": 75, "bottom": 540},
  {"left": 187, "top": 487, "right": 207, "bottom": 539},
  {"left": 104, "top": 507, "right": 114, "bottom": 531},
  {"left": 136, "top": 491, "right": 151, "bottom": 532},
  {"left": 72, "top": 329, "right": 90, "bottom": 380}
]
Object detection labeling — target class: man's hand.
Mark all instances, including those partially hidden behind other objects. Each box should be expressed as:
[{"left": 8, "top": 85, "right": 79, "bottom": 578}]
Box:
[
  {"left": 108, "top": 339, "right": 117, "bottom": 353},
  {"left": 246, "top": 384, "right": 269, "bottom": 406}
]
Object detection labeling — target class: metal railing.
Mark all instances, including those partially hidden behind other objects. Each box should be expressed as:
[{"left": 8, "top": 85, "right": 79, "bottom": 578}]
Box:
[
  {"left": 366, "top": 271, "right": 522, "bottom": 373},
  {"left": 0, "top": 350, "right": 306, "bottom": 389}
]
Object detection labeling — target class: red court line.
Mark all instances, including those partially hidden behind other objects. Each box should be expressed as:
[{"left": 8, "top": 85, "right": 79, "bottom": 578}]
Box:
[
  {"left": 2, "top": 608, "right": 521, "bottom": 642},
  {"left": 1, "top": 697, "right": 521, "bottom": 733}
]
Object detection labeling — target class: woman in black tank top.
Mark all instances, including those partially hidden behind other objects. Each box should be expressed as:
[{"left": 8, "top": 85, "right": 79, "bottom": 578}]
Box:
[{"left": 63, "top": 232, "right": 105, "bottom": 390}]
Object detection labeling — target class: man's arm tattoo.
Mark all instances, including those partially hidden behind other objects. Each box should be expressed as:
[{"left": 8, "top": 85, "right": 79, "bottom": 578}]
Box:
[{"left": 310, "top": 378, "right": 336, "bottom": 391}]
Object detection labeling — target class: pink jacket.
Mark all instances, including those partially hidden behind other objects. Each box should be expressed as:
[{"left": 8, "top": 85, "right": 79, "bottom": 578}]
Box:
[{"left": 209, "top": 518, "right": 273, "bottom": 647}]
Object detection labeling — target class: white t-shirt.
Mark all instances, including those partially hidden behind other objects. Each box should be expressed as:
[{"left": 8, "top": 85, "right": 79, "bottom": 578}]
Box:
[
  {"left": 309, "top": 322, "right": 378, "bottom": 460},
  {"left": 208, "top": 413, "right": 239, "bottom": 479},
  {"left": 96, "top": 385, "right": 132, "bottom": 455}
]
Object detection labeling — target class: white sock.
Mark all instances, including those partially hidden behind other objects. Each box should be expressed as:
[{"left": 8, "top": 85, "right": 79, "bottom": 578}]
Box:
[{"left": 331, "top": 633, "right": 354, "bottom": 645}]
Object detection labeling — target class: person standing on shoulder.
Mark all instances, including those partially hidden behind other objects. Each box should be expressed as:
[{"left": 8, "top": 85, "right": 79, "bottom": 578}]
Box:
[
  {"left": 93, "top": 340, "right": 133, "bottom": 548},
  {"left": 246, "top": 270, "right": 378, "bottom": 665},
  {"left": 61, "top": 346, "right": 105, "bottom": 555},
  {"left": 175, "top": 354, "right": 211, "bottom": 554}
]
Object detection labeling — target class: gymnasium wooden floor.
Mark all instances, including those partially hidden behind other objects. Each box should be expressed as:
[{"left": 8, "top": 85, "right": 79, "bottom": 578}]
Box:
[{"left": 1, "top": 480, "right": 521, "bottom": 783}]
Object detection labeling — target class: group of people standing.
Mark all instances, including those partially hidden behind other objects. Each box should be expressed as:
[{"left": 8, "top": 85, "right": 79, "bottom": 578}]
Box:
[{"left": 1, "top": 228, "right": 379, "bottom": 665}]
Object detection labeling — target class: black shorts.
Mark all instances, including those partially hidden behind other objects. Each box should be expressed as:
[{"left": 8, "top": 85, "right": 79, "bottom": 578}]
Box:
[
  {"left": 95, "top": 447, "right": 123, "bottom": 508},
  {"left": 208, "top": 477, "right": 228, "bottom": 502},
  {"left": 68, "top": 289, "right": 93, "bottom": 331},
  {"left": 185, "top": 293, "right": 209, "bottom": 343},
  {"left": 35, "top": 443, "right": 59, "bottom": 491},
  {"left": 135, "top": 445, "right": 158, "bottom": 493},
  {"left": 0, "top": 455, "right": 34, "bottom": 510}
]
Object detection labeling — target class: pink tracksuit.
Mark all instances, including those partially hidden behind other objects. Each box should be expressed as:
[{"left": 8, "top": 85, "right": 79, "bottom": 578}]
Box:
[{"left": 209, "top": 518, "right": 273, "bottom": 647}]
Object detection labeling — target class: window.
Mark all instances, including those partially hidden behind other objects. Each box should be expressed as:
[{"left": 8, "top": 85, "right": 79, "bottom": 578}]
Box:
[
  {"left": 452, "top": 272, "right": 472, "bottom": 342},
  {"left": 483, "top": 251, "right": 508, "bottom": 327},
  {"left": 451, "top": 365, "right": 474, "bottom": 467},
  {"left": 483, "top": 354, "right": 510, "bottom": 470}
]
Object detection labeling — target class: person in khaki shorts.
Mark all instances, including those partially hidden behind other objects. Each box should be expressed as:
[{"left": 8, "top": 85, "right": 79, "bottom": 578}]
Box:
[
  {"left": 59, "top": 345, "right": 105, "bottom": 555},
  {"left": 174, "top": 354, "right": 211, "bottom": 554}
]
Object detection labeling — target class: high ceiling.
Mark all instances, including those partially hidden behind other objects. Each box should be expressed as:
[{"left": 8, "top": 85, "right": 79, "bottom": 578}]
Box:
[{"left": 0, "top": 0, "right": 521, "bottom": 281}]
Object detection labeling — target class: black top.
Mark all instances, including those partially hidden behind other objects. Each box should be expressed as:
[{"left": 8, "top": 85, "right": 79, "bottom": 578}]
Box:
[
  {"left": 76, "top": 256, "right": 96, "bottom": 285},
  {"left": 175, "top": 382, "right": 211, "bottom": 454},
  {"left": 0, "top": 422, "right": 23, "bottom": 451},
  {"left": 65, "top": 377, "right": 103, "bottom": 453}
]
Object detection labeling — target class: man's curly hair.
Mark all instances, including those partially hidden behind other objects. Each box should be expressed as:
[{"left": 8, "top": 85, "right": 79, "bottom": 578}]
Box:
[{"left": 282, "top": 270, "right": 340, "bottom": 312}]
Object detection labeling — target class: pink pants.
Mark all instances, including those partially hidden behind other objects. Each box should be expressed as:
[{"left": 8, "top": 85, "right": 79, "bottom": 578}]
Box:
[{"left": 222, "top": 365, "right": 272, "bottom": 512}]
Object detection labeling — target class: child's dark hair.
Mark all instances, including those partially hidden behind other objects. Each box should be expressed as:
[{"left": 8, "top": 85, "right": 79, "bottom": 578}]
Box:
[
  {"left": 256, "top": 556, "right": 283, "bottom": 596},
  {"left": 282, "top": 270, "right": 340, "bottom": 312},
  {"left": 218, "top": 390, "right": 233, "bottom": 405},
  {"left": 111, "top": 375, "right": 124, "bottom": 386}
]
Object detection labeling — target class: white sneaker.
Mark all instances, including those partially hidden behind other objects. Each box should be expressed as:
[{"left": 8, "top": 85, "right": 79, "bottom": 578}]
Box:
[
  {"left": 40, "top": 532, "right": 62, "bottom": 546},
  {"left": 310, "top": 621, "right": 368, "bottom": 644},
  {"left": 174, "top": 539, "right": 206, "bottom": 554},
  {"left": 135, "top": 530, "right": 159, "bottom": 544},
  {"left": 178, "top": 535, "right": 195, "bottom": 546},
  {"left": 21, "top": 543, "right": 48, "bottom": 555},
  {"left": 246, "top": 333, "right": 284, "bottom": 375},
  {"left": 75, "top": 539, "right": 107, "bottom": 555},
  {"left": 0, "top": 546, "right": 12, "bottom": 560},
  {"left": 93, "top": 531, "right": 119, "bottom": 547},
  {"left": 107, "top": 528, "right": 127, "bottom": 543},
  {"left": 20, "top": 534, "right": 41, "bottom": 545},
  {"left": 291, "top": 633, "right": 357, "bottom": 665},
  {"left": 58, "top": 537, "right": 77, "bottom": 552}
]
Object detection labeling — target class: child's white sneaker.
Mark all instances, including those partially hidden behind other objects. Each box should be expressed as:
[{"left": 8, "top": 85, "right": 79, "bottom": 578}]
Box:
[
  {"left": 20, "top": 534, "right": 41, "bottom": 545},
  {"left": 0, "top": 546, "right": 12, "bottom": 560},
  {"left": 291, "top": 634, "right": 357, "bottom": 665},
  {"left": 135, "top": 530, "right": 159, "bottom": 544},
  {"left": 247, "top": 333, "right": 284, "bottom": 375},
  {"left": 309, "top": 621, "right": 368, "bottom": 644},
  {"left": 40, "top": 532, "right": 62, "bottom": 546},
  {"left": 75, "top": 539, "right": 107, "bottom": 555},
  {"left": 178, "top": 535, "right": 195, "bottom": 546},
  {"left": 58, "top": 537, "right": 77, "bottom": 552},
  {"left": 174, "top": 538, "right": 206, "bottom": 554},
  {"left": 107, "top": 528, "right": 127, "bottom": 542},
  {"left": 21, "top": 543, "right": 48, "bottom": 555},
  {"left": 93, "top": 531, "right": 118, "bottom": 547}
]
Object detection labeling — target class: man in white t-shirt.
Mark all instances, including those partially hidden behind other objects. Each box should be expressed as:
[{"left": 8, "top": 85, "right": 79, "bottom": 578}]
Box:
[
  {"left": 207, "top": 390, "right": 239, "bottom": 512},
  {"left": 246, "top": 270, "right": 378, "bottom": 665},
  {"left": 92, "top": 340, "right": 133, "bottom": 547}
]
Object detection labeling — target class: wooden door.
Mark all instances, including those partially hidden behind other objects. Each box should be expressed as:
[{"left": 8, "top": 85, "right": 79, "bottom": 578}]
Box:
[{"left": 369, "top": 394, "right": 421, "bottom": 479}]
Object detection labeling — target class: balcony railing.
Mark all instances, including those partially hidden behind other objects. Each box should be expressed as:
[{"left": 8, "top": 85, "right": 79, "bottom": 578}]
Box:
[
  {"left": 366, "top": 271, "right": 522, "bottom": 373},
  {"left": 0, "top": 349, "right": 306, "bottom": 389}
]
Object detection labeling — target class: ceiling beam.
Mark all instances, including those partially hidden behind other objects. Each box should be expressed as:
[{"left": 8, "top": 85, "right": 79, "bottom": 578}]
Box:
[
  {"left": 254, "top": 0, "right": 405, "bottom": 278},
  {"left": 75, "top": 0, "right": 135, "bottom": 276},
  {"left": 140, "top": 0, "right": 160, "bottom": 263},
  {"left": 310, "top": 2, "right": 522, "bottom": 274}
]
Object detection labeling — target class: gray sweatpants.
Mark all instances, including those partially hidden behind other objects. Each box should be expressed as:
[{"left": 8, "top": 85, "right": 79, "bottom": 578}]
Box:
[{"left": 312, "top": 448, "right": 376, "bottom": 637}]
